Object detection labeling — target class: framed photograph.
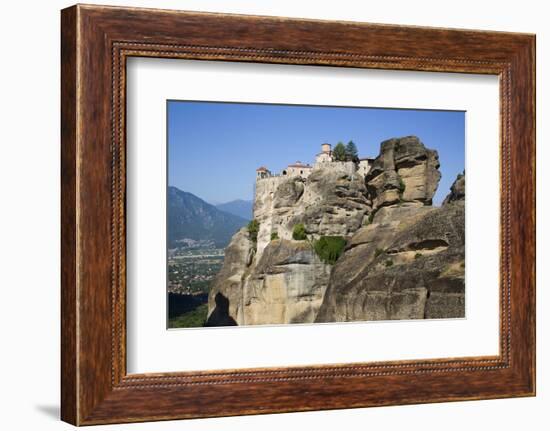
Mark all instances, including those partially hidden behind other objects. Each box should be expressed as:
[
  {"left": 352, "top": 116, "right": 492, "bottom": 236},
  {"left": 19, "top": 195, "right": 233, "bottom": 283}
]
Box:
[{"left": 61, "top": 4, "right": 535, "bottom": 425}]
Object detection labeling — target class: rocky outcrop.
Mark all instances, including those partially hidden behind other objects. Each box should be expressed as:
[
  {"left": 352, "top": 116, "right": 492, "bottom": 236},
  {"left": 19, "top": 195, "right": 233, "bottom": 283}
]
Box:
[
  {"left": 365, "top": 136, "right": 441, "bottom": 211},
  {"left": 442, "top": 172, "right": 465, "bottom": 204},
  {"left": 254, "top": 161, "right": 369, "bottom": 254},
  {"left": 209, "top": 161, "right": 367, "bottom": 326},
  {"left": 241, "top": 239, "right": 331, "bottom": 325},
  {"left": 205, "top": 228, "right": 253, "bottom": 326},
  {"left": 208, "top": 136, "right": 465, "bottom": 326},
  {"left": 207, "top": 235, "right": 331, "bottom": 326},
  {"left": 316, "top": 199, "right": 465, "bottom": 322},
  {"left": 316, "top": 166, "right": 465, "bottom": 322}
]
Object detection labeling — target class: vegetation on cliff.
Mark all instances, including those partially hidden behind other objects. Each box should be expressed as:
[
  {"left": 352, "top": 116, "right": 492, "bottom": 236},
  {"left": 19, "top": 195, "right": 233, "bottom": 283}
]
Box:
[
  {"left": 313, "top": 236, "right": 347, "bottom": 264},
  {"left": 292, "top": 223, "right": 307, "bottom": 240},
  {"left": 332, "top": 140, "right": 359, "bottom": 162},
  {"left": 345, "top": 140, "right": 359, "bottom": 163},
  {"left": 247, "top": 219, "right": 260, "bottom": 243},
  {"left": 332, "top": 142, "right": 347, "bottom": 161}
]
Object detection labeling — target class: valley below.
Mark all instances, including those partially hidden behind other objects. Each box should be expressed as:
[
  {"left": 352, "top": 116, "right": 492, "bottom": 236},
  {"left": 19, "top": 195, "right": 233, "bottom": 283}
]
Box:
[{"left": 168, "top": 246, "right": 225, "bottom": 328}]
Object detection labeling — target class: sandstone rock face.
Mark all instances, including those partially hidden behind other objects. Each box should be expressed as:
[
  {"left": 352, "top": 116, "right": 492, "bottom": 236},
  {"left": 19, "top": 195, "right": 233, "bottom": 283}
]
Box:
[
  {"left": 316, "top": 200, "right": 465, "bottom": 322},
  {"left": 207, "top": 236, "right": 331, "bottom": 326},
  {"left": 317, "top": 168, "right": 466, "bottom": 322},
  {"left": 326, "top": 203, "right": 435, "bottom": 298},
  {"left": 366, "top": 136, "right": 441, "bottom": 211},
  {"left": 208, "top": 136, "right": 465, "bottom": 326},
  {"left": 254, "top": 161, "right": 369, "bottom": 254},
  {"left": 442, "top": 172, "right": 465, "bottom": 204},
  {"left": 242, "top": 239, "right": 331, "bottom": 325},
  {"left": 209, "top": 161, "right": 367, "bottom": 326},
  {"left": 206, "top": 228, "right": 253, "bottom": 326}
]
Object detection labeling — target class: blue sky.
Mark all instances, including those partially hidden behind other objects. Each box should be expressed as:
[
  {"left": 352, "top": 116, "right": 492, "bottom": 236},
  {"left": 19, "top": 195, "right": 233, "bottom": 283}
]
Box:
[{"left": 168, "top": 101, "right": 464, "bottom": 205}]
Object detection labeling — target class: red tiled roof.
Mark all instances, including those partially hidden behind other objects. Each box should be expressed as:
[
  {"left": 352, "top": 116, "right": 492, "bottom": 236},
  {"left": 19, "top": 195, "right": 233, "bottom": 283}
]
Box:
[
  {"left": 256, "top": 166, "right": 269, "bottom": 171},
  {"left": 287, "top": 161, "right": 312, "bottom": 168}
]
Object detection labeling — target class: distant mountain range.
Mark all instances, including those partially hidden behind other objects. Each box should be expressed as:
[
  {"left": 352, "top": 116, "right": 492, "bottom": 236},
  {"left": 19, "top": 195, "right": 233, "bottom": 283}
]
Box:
[
  {"left": 168, "top": 186, "right": 249, "bottom": 248},
  {"left": 215, "top": 199, "right": 253, "bottom": 220}
]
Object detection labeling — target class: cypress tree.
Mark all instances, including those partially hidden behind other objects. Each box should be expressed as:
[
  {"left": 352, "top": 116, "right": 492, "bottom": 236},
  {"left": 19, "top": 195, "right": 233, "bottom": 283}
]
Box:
[
  {"left": 333, "top": 142, "right": 347, "bottom": 161},
  {"left": 345, "top": 140, "right": 359, "bottom": 162}
]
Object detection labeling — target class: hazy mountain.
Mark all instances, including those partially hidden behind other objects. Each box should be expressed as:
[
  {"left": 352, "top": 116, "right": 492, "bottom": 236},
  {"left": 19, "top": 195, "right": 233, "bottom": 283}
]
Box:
[
  {"left": 215, "top": 199, "right": 253, "bottom": 220},
  {"left": 168, "top": 186, "right": 248, "bottom": 248}
]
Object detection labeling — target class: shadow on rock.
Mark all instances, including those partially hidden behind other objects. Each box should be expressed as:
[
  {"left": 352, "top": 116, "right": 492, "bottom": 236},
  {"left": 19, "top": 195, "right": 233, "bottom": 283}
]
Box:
[{"left": 205, "top": 293, "right": 238, "bottom": 327}]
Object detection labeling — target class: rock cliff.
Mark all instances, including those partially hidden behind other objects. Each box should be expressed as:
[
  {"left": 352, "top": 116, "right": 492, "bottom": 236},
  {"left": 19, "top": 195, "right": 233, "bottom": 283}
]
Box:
[
  {"left": 317, "top": 136, "right": 464, "bottom": 322},
  {"left": 366, "top": 136, "right": 441, "bottom": 211},
  {"left": 207, "top": 136, "right": 465, "bottom": 326},
  {"left": 253, "top": 161, "right": 369, "bottom": 253},
  {"left": 315, "top": 199, "right": 465, "bottom": 322},
  {"left": 206, "top": 231, "right": 331, "bottom": 326}
]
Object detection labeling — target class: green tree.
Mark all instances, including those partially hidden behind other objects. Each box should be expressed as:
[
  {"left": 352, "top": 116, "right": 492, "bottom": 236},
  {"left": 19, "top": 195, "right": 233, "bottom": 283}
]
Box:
[
  {"left": 333, "top": 142, "right": 347, "bottom": 161},
  {"left": 397, "top": 177, "right": 406, "bottom": 195},
  {"left": 292, "top": 223, "right": 307, "bottom": 240},
  {"left": 345, "top": 140, "right": 359, "bottom": 162},
  {"left": 247, "top": 219, "right": 260, "bottom": 242},
  {"left": 313, "top": 236, "right": 347, "bottom": 264},
  {"left": 270, "top": 231, "right": 279, "bottom": 241}
]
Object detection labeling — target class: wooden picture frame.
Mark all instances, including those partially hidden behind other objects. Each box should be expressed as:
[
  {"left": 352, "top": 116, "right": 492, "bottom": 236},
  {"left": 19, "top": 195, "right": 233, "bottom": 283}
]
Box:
[{"left": 61, "top": 4, "right": 535, "bottom": 425}]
